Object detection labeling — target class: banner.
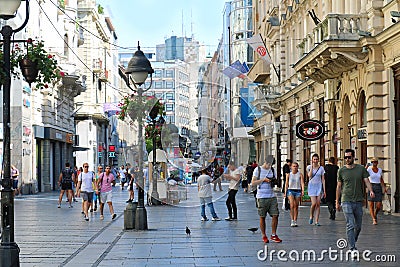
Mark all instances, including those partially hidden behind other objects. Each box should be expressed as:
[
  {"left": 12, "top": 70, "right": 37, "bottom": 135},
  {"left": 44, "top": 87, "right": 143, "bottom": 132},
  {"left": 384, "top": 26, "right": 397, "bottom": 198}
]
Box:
[
  {"left": 246, "top": 34, "right": 272, "bottom": 64},
  {"left": 222, "top": 60, "right": 249, "bottom": 79}
]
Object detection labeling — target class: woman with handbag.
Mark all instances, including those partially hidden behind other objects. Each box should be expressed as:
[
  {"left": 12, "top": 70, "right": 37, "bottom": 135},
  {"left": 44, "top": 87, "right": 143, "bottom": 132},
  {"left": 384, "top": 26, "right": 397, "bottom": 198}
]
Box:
[
  {"left": 307, "top": 153, "right": 326, "bottom": 226},
  {"left": 366, "top": 158, "right": 386, "bottom": 225},
  {"left": 284, "top": 162, "right": 304, "bottom": 227}
]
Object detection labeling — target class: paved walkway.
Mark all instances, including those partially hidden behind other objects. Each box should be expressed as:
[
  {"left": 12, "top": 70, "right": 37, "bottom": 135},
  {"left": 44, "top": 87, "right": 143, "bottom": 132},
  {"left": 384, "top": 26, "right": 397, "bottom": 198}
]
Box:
[{"left": 6, "top": 183, "right": 399, "bottom": 266}]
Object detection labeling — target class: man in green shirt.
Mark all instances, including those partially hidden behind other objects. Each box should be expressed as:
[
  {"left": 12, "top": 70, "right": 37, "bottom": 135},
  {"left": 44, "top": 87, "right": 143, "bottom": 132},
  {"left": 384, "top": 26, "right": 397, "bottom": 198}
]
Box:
[{"left": 336, "top": 149, "right": 375, "bottom": 252}]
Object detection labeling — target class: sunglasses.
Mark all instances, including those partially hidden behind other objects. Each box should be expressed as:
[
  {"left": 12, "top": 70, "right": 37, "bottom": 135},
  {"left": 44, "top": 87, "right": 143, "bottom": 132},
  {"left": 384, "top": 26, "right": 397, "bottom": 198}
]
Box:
[
  {"left": 84, "top": 166, "right": 89, "bottom": 168},
  {"left": 344, "top": 156, "right": 352, "bottom": 159}
]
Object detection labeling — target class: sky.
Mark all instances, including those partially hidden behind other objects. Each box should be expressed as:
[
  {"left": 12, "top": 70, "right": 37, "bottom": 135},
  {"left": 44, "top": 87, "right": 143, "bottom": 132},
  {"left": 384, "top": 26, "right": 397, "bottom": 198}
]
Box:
[{"left": 97, "top": 0, "right": 227, "bottom": 53}]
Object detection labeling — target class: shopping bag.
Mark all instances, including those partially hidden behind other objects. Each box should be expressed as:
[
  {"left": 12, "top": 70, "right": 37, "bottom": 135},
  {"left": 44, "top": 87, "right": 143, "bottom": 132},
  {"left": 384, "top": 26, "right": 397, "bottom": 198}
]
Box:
[
  {"left": 382, "top": 193, "right": 391, "bottom": 213},
  {"left": 282, "top": 197, "right": 290, "bottom": 210}
]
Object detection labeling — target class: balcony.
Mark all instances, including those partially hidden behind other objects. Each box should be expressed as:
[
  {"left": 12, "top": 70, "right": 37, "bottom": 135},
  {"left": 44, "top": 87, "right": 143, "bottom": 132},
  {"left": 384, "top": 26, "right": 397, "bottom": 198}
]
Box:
[
  {"left": 247, "top": 59, "right": 270, "bottom": 84},
  {"left": 252, "top": 84, "right": 281, "bottom": 112},
  {"left": 294, "top": 14, "right": 369, "bottom": 84}
]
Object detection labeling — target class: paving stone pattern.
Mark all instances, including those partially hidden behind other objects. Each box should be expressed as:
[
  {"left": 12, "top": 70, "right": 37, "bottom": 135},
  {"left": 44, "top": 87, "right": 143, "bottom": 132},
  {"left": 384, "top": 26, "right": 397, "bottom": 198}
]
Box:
[{"left": 7, "top": 183, "right": 399, "bottom": 266}]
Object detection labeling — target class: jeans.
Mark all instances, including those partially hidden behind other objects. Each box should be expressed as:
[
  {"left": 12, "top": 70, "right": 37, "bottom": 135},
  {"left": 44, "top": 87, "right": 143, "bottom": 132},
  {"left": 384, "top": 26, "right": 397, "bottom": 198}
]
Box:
[
  {"left": 226, "top": 189, "right": 238, "bottom": 219},
  {"left": 200, "top": 197, "right": 217, "bottom": 218},
  {"left": 342, "top": 201, "right": 363, "bottom": 250}
]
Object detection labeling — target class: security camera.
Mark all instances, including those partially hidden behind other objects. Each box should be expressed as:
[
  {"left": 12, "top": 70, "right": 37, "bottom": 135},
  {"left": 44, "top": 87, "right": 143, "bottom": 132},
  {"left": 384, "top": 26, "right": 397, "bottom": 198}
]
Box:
[{"left": 390, "top": 11, "right": 400, "bottom": 18}]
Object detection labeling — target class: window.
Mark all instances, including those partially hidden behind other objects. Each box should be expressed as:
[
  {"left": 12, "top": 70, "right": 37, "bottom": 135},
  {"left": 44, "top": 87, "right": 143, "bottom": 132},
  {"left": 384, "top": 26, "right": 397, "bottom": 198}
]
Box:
[
  {"left": 359, "top": 91, "right": 367, "bottom": 127},
  {"left": 154, "top": 81, "right": 163, "bottom": 89},
  {"left": 166, "top": 81, "right": 174, "bottom": 88},
  {"left": 154, "top": 70, "right": 162, "bottom": 78},
  {"left": 166, "top": 93, "right": 174, "bottom": 100},
  {"left": 165, "top": 70, "right": 174, "bottom": 78},
  {"left": 166, "top": 104, "right": 174, "bottom": 111}
]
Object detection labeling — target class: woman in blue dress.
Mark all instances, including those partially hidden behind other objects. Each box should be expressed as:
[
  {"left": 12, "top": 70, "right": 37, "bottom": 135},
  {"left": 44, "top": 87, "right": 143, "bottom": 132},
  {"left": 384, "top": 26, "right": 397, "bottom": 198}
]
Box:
[{"left": 307, "top": 153, "right": 326, "bottom": 226}]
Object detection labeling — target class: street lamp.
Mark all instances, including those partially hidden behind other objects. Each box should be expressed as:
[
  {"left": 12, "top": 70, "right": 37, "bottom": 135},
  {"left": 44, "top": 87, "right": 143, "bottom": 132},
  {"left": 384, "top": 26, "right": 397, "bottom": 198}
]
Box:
[
  {"left": 149, "top": 105, "right": 164, "bottom": 206},
  {"left": 0, "top": 0, "right": 30, "bottom": 266},
  {"left": 124, "top": 42, "right": 154, "bottom": 230}
]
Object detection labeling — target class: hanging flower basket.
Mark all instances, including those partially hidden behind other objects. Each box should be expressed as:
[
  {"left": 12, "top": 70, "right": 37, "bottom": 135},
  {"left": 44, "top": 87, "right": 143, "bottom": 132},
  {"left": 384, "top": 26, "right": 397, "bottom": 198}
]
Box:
[{"left": 19, "top": 58, "right": 39, "bottom": 85}]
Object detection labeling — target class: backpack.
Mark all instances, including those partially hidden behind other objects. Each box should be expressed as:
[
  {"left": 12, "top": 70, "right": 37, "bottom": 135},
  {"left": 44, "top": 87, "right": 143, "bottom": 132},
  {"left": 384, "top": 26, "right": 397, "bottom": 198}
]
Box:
[{"left": 62, "top": 168, "right": 74, "bottom": 183}]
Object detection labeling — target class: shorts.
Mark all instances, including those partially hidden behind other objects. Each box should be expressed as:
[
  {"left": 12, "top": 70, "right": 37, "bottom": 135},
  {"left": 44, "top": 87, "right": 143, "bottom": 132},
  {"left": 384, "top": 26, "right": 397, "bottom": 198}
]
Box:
[
  {"left": 61, "top": 182, "right": 72, "bottom": 190},
  {"left": 12, "top": 180, "right": 18, "bottom": 190},
  {"left": 81, "top": 191, "right": 94, "bottom": 202},
  {"left": 257, "top": 197, "right": 279, "bottom": 217},
  {"left": 100, "top": 191, "right": 113, "bottom": 203},
  {"left": 287, "top": 189, "right": 302, "bottom": 198}
]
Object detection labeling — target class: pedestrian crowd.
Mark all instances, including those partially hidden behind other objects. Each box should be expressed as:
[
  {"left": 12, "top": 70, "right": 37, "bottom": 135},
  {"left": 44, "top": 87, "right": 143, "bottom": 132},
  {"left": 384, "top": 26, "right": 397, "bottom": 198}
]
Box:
[
  {"left": 54, "top": 149, "right": 386, "bottom": 255},
  {"left": 193, "top": 148, "right": 386, "bottom": 255}
]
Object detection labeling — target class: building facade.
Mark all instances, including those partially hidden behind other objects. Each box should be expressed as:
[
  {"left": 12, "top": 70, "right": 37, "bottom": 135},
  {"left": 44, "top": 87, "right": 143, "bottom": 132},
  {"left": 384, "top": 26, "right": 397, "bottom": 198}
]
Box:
[{"left": 249, "top": 0, "right": 399, "bottom": 212}]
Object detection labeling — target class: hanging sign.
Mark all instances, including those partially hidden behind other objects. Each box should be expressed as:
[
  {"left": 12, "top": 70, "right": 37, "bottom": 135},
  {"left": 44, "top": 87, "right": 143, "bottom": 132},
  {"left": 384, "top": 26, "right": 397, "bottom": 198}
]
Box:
[{"left": 296, "top": 119, "right": 325, "bottom": 141}]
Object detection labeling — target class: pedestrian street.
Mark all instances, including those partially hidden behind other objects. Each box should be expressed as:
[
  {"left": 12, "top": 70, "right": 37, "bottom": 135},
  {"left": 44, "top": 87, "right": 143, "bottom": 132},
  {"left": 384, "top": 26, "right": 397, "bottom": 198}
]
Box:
[{"left": 8, "top": 183, "right": 399, "bottom": 266}]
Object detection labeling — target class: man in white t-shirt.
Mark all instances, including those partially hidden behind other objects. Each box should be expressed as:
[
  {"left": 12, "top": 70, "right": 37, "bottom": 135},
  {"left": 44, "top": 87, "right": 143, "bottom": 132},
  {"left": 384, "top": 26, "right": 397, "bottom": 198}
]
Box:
[
  {"left": 76, "top": 163, "right": 96, "bottom": 221},
  {"left": 118, "top": 165, "right": 127, "bottom": 190},
  {"left": 251, "top": 155, "right": 282, "bottom": 244},
  {"left": 197, "top": 169, "right": 221, "bottom": 221},
  {"left": 222, "top": 161, "right": 241, "bottom": 221}
]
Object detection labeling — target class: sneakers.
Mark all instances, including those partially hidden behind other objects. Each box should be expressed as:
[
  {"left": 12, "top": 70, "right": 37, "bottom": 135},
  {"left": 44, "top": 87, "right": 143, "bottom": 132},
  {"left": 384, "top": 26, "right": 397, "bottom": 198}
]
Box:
[
  {"left": 293, "top": 221, "right": 298, "bottom": 227},
  {"left": 262, "top": 236, "right": 269, "bottom": 243},
  {"left": 201, "top": 217, "right": 209, "bottom": 221},
  {"left": 69, "top": 205, "right": 73, "bottom": 208},
  {"left": 212, "top": 217, "right": 221, "bottom": 221},
  {"left": 309, "top": 218, "right": 313, "bottom": 224},
  {"left": 112, "top": 213, "right": 117, "bottom": 220},
  {"left": 84, "top": 216, "right": 89, "bottom": 221},
  {"left": 57, "top": 203, "right": 61, "bottom": 208},
  {"left": 291, "top": 220, "right": 296, "bottom": 227},
  {"left": 315, "top": 222, "right": 321, "bottom": 226},
  {"left": 225, "top": 217, "right": 233, "bottom": 221},
  {"left": 270, "top": 235, "right": 282, "bottom": 243},
  {"left": 90, "top": 209, "right": 93, "bottom": 212},
  {"left": 100, "top": 215, "right": 104, "bottom": 220}
]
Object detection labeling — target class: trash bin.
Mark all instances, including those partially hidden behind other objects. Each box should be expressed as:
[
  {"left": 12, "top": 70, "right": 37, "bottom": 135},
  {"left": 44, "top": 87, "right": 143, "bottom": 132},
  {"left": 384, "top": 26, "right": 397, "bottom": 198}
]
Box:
[{"left": 124, "top": 202, "right": 138, "bottom": 230}]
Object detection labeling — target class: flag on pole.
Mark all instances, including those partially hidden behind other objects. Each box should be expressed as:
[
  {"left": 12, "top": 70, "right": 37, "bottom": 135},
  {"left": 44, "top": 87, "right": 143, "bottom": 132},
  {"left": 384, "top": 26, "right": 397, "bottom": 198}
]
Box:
[
  {"left": 246, "top": 34, "right": 272, "bottom": 64},
  {"left": 222, "top": 60, "right": 249, "bottom": 79}
]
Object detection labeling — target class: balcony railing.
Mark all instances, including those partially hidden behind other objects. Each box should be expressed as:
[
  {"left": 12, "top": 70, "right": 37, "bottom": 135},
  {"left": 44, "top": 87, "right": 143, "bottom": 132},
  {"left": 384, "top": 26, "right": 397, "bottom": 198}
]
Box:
[{"left": 298, "top": 14, "right": 368, "bottom": 58}]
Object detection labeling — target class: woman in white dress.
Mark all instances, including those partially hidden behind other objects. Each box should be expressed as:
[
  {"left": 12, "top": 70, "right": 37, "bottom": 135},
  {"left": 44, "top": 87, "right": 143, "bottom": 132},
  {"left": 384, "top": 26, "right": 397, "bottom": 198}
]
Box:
[
  {"left": 366, "top": 157, "right": 386, "bottom": 225},
  {"left": 307, "top": 153, "right": 326, "bottom": 226}
]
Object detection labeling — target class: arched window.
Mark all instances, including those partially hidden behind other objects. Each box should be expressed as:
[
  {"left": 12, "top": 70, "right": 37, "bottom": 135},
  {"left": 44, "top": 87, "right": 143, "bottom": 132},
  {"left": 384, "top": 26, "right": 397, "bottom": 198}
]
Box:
[{"left": 359, "top": 91, "right": 367, "bottom": 127}]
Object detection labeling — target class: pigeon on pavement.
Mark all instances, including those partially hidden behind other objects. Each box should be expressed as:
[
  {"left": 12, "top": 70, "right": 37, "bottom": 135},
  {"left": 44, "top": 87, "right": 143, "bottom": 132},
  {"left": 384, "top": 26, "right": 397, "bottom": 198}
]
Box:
[
  {"left": 248, "top": 227, "right": 258, "bottom": 233},
  {"left": 186, "top": 226, "right": 191, "bottom": 235}
]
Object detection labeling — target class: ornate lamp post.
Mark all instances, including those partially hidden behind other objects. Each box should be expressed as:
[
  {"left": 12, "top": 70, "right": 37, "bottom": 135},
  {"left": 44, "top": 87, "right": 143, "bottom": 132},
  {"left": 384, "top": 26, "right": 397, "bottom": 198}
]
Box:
[
  {"left": 124, "top": 42, "right": 154, "bottom": 230},
  {"left": 0, "top": 0, "right": 31, "bottom": 266},
  {"left": 149, "top": 105, "right": 164, "bottom": 206}
]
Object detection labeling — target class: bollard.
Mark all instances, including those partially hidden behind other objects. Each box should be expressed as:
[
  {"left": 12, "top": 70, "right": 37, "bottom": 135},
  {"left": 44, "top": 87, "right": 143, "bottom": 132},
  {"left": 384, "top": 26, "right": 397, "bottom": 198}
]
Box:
[{"left": 124, "top": 202, "right": 138, "bottom": 230}]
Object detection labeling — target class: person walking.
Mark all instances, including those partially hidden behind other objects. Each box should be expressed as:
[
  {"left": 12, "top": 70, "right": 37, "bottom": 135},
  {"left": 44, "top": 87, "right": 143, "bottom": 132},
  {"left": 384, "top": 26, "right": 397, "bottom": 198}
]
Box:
[
  {"left": 251, "top": 155, "right": 282, "bottom": 243},
  {"left": 284, "top": 162, "right": 304, "bottom": 227},
  {"left": 281, "top": 159, "right": 292, "bottom": 192},
  {"left": 57, "top": 162, "right": 75, "bottom": 208},
  {"left": 76, "top": 163, "right": 96, "bottom": 221},
  {"left": 197, "top": 169, "right": 221, "bottom": 221},
  {"left": 98, "top": 165, "right": 117, "bottom": 220},
  {"left": 126, "top": 166, "right": 136, "bottom": 203},
  {"left": 11, "top": 165, "right": 20, "bottom": 196},
  {"left": 213, "top": 164, "right": 223, "bottom": 191},
  {"left": 223, "top": 161, "right": 241, "bottom": 221},
  {"left": 91, "top": 165, "right": 103, "bottom": 212},
  {"left": 366, "top": 157, "right": 386, "bottom": 225},
  {"left": 118, "top": 165, "right": 127, "bottom": 190},
  {"left": 336, "top": 148, "right": 375, "bottom": 252},
  {"left": 324, "top": 156, "right": 339, "bottom": 220},
  {"left": 307, "top": 153, "right": 326, "bottom": 226}
]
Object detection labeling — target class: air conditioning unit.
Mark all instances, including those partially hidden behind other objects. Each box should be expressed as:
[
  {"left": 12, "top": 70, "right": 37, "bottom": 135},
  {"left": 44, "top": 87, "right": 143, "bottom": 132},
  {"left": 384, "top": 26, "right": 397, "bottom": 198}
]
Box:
[
  {"left": 273, "top": 122, "right": 281, "bottom": 134},
  {"left": 324, "top": 79, "right": 339, "bottom": 101}
]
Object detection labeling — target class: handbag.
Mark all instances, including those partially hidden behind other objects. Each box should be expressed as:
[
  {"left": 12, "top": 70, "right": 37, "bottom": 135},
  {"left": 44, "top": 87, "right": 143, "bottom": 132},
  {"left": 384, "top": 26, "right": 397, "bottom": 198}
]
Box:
[
  {"left": 282, "top": 196, "right": 290, "bottom": 210},
  {"left": 382, "top": 193, "right": 391, "bottom": 213}
]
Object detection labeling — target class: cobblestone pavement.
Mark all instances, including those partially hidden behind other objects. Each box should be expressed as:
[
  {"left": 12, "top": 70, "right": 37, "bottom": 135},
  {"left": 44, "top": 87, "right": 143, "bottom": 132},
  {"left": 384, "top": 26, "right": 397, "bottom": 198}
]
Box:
[{"left": 5, "top": 182, "right": 399, "bottom": 266}]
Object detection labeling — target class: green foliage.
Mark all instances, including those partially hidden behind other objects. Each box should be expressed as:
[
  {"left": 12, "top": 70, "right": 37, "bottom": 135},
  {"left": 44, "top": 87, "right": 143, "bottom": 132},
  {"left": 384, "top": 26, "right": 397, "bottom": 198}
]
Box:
[{"left": 1, "top": 39, "right": 62, "bottom": 88}]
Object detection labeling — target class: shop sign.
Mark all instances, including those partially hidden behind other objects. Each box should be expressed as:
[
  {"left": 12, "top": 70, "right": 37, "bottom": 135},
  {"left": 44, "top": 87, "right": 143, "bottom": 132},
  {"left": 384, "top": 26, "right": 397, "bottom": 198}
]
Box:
[
  {"left": 357, "top": 127, "right": 367, "bottom": 141},
  {"left": 296, "top": 119, "right": 325, "bottom": 141}
]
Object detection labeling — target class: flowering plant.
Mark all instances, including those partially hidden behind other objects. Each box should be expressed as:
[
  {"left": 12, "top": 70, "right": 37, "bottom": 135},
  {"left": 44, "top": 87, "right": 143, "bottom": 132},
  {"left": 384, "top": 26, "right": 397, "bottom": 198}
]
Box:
[
  {"left": 13, "top": 39, "right": 62, "bottom": 88},
  {"left": 117, "top": 94, "right": 164, "bottom": 122}
]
